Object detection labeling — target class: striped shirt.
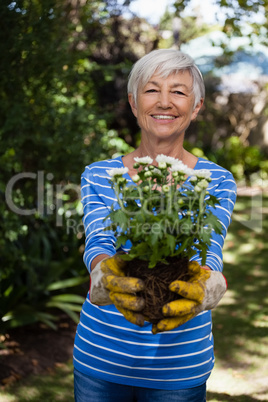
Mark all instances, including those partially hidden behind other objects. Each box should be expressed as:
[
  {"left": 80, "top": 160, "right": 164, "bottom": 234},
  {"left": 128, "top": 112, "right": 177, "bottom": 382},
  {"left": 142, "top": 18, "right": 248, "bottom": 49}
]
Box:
[{"left": 73, "top": 156, "right": 237, "bottom": 390}]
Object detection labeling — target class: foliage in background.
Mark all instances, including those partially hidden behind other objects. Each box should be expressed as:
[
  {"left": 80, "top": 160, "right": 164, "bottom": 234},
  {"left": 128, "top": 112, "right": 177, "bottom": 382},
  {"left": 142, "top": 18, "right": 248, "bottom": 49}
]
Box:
[
  {"left": 158, "top": 9, "right": 212, "bottom": 49},
  {"left": 173, "top": 0, "right": 268, "bottom": 44},
  {"left": 0, "top": 0, "right": 142, "bottom": 332},
  {"left": 184, "top": 76, "right": 268, "bottom": 184}
]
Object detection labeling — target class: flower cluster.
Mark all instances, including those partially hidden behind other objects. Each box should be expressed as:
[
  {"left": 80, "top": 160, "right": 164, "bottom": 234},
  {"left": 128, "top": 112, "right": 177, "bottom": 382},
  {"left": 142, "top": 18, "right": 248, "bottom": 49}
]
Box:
[{"left": 105, "top": 155, "right": 221, "bottom": 268}]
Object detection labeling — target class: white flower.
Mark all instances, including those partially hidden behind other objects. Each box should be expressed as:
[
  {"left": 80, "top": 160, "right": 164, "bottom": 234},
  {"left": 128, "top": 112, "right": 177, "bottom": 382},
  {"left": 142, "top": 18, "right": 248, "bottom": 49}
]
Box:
[
  {"left": 106, "top": 167, "right": 129, "bottom": 177},
  {"left": 199, "top": 179, "right": 209, "bottom": 189},
  {"left": 184, "top": 167, "right": 196, "bottom": 177},
  {"left": 194, "top": 185, "right": 202, "bottom": 193},
  {"left": 158, "top": 161, "right": 167, "bottom": 169},
  {"left": 189, "top": 175, "right": 197, "bottom": 182},
  {"left": 195, "top": 169, "right": 212, "bottom": 179},
  {"left": 134, "top": 156, "right": 153, "bottom": 165},
  {"left": 144, "top": 170, "right": 152, "bottom": 178},
  {"left": 132, "top": 174, "right": 140, "bottom": 183},
  {"left": 170, "top": 161, "right": 188, "bottom": 174},
  {"left": 155, "top": 154, "right": 178, "bottom": 165},
  {"left": 152, "top": 167, "right": 162, "bottom": 176}
]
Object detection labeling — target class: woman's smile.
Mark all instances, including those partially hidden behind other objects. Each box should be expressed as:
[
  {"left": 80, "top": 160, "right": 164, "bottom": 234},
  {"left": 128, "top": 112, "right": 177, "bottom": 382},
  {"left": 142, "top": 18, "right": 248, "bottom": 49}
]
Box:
[{"left": 151, "top": 114, "right": 178, "bottom": 121}]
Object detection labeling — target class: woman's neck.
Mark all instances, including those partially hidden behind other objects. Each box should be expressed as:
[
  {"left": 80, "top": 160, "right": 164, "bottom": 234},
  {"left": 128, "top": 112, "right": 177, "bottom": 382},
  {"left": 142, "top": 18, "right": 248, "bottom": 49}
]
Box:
[
  {"left": 136, "top": 133, "right": 183, "bottom": 159},
  {"left": 123, "top": 133, "right": 198, "bottom": 171},
  {"left": 133, "top": 135, "right": 197, "bottom": 168}
]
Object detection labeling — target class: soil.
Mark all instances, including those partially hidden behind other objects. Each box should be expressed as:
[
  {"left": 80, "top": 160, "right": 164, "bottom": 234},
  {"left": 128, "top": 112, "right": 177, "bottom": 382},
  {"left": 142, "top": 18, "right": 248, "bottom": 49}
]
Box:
[
  {"left": 0, "top": 315, "right": 77, "bottom": 387},
  {"left": 126, "top": 256, "right": 190, "bottom": 323}
]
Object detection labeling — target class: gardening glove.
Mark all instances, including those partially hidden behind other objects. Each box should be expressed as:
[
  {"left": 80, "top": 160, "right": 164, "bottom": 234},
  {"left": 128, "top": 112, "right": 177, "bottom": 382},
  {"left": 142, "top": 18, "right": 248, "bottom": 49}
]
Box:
[
  {"left": 152, "top": 261, "right": 227, "bottom": 334},
  {"left": 90, "top": 254, "right": 146, "bottom": 326}
]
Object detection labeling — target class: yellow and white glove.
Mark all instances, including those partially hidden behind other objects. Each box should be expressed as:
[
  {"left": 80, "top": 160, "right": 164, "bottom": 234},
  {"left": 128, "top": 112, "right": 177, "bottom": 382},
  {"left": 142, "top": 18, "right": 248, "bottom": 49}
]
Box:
[
  {"left": 90, "top": 254, "right": 146, "bottom": 326},
  {"left": 152, "top": 261, "right": 227, "bottom": 334}
]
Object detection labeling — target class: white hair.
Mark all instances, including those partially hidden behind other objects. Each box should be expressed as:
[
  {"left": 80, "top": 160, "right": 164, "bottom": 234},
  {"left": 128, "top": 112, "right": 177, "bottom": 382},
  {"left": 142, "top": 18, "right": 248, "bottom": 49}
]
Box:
[{"left": 127, "top": 49, "right": 205, "bottom": 108}]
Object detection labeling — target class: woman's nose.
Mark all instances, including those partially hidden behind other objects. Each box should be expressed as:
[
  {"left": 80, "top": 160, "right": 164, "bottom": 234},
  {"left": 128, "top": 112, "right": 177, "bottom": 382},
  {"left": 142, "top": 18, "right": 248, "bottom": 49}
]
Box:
[{"left": 157, "top": 91, "right": 172, "bottom": 108}]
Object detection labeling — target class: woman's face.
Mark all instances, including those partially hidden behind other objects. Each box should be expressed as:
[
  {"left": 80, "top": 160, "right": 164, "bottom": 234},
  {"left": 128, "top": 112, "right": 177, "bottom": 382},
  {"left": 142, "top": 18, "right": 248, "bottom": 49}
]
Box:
[{"left": 128, "top": 70, "right": 203, "bottom": 141}]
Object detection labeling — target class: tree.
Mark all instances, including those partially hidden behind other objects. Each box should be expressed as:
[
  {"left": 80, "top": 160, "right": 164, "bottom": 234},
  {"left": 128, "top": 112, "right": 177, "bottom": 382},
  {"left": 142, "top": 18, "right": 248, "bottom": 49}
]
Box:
[
  {"left": 173, "top": 0, "right": 268, "bottom": 44},
  {"left": 0, "top": 0, "right": 161, "bottom": 331},
  {"left": 170, "top": 0, "right": 268, "bottom": 182},
  {"left": 158, "top": 8, "right": 211, "bottom": 49}
]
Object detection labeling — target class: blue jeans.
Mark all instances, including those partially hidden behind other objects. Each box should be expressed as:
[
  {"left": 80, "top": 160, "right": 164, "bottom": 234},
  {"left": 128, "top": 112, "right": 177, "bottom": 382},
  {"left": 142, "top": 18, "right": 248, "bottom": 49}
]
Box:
[{"left": 73, "top": 368, "right": 206, "bottom": 402}]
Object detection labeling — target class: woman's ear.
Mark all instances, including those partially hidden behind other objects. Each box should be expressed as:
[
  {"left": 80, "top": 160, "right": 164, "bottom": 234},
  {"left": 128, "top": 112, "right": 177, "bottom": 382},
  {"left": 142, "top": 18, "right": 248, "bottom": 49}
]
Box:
[
  {"left": 128, "top": 93, "right": 138, "bottom": 118},
  {"left": 191, "top": 98, "right": 204, "bottom": 121}
]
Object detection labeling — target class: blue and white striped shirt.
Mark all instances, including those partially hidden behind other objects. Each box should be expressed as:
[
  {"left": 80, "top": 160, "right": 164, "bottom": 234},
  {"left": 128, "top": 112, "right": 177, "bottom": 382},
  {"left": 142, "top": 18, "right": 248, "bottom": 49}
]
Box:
[{"left": 73, "top": 156, "right": 237, "bottom": 390}]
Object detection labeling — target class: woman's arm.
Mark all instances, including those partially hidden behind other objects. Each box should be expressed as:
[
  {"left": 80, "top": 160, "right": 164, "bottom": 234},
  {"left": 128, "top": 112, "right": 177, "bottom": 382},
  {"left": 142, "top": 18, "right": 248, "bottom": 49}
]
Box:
[
  {"left": 81, "top": 167, "right": 117, "bottom": 273},
  {"left": 191, "top": 171, "right": 237, "bottom": 271},
  {"left": 91, "top": 254, "right": 110, "bottom": 270}
]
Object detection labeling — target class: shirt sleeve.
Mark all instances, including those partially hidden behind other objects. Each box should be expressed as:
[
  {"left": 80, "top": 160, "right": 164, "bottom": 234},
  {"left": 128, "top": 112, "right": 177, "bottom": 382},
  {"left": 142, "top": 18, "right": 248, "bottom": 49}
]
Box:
[
  {"left": 190, "top": 172, "right": 237, "bottom": 272},
  {"left": 81, "top": 168, "right": 116, "bottom": 273}
]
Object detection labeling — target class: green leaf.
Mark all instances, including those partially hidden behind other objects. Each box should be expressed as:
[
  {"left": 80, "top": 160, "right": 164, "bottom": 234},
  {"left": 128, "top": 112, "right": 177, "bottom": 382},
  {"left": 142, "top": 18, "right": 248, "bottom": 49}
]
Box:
[
  {"left": 2, "top": 309, "right": 58, "bottom": 330},
  {"left": 203, "top": 213, "right": 223, "bottom": 234},
  {"left": 45, "top": 302, "right": 81, "bottom": 322},
  {"left": 48, "top": 294, "right": 85, "bottom": 304},
  {"left": 46, "top": 276, "right": 88, "bottom": 291},
  {"left": 165, "top": 234, "right": 176, "bottom": 253},
  {"left": 116, "top": 234, "right": 128, "bottom": 248},
  {"left": 109, "top": 209, "right": 129, "bottom": 231},
  {"left": 130, "top": 242, "right": 151, "bottom": 260},
  {"left": 118, "top": 253, "right": 133, "bottom": 261}
]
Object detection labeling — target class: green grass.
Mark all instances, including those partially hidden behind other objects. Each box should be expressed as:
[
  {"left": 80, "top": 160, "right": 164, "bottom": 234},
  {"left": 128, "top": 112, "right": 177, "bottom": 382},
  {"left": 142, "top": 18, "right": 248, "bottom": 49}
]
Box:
[{"left": 1, "top": 195, "right": 268, "bottom": 402}]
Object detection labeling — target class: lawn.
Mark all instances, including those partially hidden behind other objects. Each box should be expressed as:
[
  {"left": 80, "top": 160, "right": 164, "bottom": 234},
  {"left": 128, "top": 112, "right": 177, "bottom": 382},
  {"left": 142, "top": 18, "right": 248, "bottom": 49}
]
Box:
[
  {"left": 1, "top": 194, "right": 267, "bottom": 402},
  {"left": 207, "top": 193, "right": 268, "bottom": 401}
]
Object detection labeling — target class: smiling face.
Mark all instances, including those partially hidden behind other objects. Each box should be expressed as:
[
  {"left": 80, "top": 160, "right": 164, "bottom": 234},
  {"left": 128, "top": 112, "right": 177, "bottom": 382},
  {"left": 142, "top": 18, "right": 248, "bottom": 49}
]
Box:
[{"left": 128, "top": 70, "right": 203, "bottom": 142}]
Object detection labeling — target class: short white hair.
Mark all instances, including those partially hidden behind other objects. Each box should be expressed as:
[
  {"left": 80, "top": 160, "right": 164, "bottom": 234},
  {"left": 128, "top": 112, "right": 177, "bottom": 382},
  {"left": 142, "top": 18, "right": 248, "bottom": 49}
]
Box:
[{"left": 127, "top": 49, "right": 205, "bottom": 108}]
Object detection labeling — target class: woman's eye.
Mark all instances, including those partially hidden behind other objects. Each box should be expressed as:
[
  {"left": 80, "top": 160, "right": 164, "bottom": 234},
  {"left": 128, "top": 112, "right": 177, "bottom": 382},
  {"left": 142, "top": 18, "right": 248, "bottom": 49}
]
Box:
[
  {"left": 145, "top": 89, "right": 157, "bottom": 93},
  {"left": 173, "top": 91, "right": 185, "bottom": 95}
]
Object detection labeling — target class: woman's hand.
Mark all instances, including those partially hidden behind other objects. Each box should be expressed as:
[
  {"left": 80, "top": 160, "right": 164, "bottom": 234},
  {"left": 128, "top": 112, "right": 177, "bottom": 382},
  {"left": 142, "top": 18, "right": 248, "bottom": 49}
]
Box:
[
  {"left": 90, "top": 254, "right": 146, "bottom": 326},
  {"left": 152, "top": 261, "right": 227, "bottom": 334}
]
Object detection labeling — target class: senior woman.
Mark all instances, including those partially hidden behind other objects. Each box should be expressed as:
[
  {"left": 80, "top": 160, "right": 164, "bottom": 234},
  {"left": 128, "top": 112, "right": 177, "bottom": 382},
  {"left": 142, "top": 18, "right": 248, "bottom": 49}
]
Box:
[{"left": 73, "top": 49, "right": 237, "bottom": 401}]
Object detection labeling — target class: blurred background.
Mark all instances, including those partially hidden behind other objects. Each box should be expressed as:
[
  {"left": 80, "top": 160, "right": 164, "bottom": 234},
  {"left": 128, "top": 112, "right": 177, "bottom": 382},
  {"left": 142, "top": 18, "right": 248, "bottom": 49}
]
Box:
[{"left": 0, "top": 0, "right": 267, "bottom": 400}]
